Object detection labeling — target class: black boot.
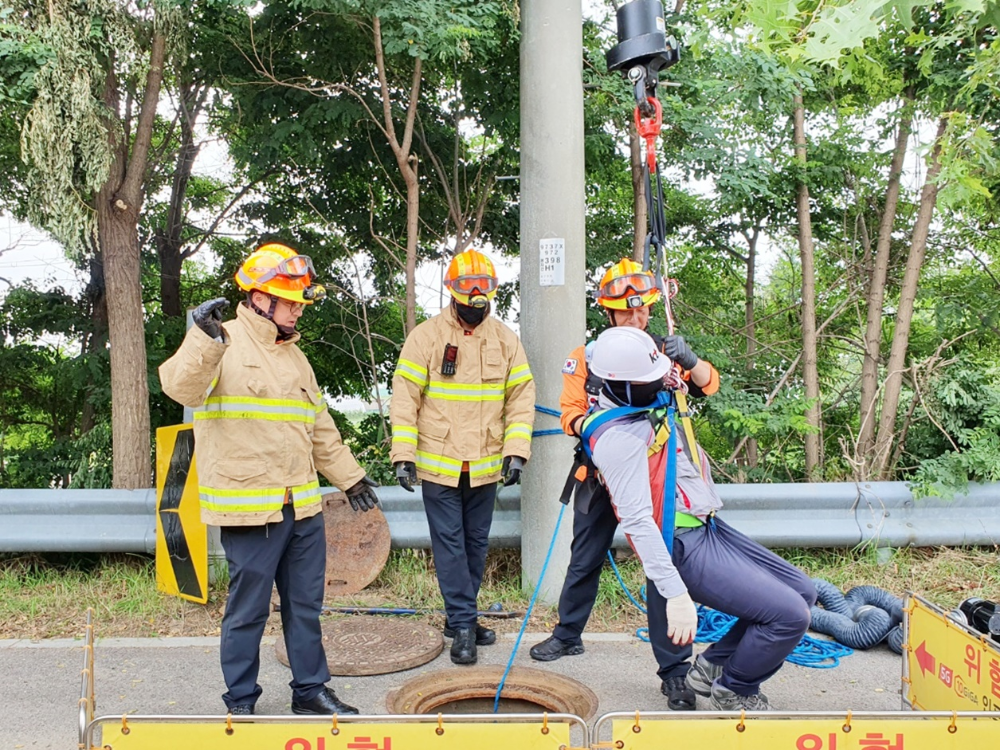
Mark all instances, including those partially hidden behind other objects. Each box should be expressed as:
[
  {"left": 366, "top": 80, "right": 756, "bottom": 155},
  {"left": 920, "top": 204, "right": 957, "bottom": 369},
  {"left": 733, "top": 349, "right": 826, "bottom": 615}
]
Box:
[
  {"left": 444, "top": 623, "right": 496, "bottom": 645},
  {"left": 661, "top": 675, "right": 697, "bottom": 710},
  {"left": 529, "top": 635, "right": 584, "bottom": 662},
  {"left": 291, "top": 687, "right": 359, "bottom": 715},
  {"left": 450, "top": 627, "right": 478, "bottom": 665}
]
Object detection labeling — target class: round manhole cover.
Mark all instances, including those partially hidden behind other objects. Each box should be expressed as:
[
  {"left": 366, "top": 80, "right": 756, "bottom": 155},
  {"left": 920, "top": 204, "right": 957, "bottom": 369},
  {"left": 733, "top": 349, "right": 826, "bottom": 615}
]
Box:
[
  {"left": 275, "top": 615, "right": 445, "bottom": 676},
  {"left": 322, "top": 492, "right": 391, "bottom": 598}
]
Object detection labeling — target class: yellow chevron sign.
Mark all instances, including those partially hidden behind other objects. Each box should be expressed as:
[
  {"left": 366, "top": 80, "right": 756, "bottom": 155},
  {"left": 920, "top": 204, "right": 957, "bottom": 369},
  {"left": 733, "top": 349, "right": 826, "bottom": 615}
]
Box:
[{"left": 155, "top": 424, "right": 208, "bottom": 604}]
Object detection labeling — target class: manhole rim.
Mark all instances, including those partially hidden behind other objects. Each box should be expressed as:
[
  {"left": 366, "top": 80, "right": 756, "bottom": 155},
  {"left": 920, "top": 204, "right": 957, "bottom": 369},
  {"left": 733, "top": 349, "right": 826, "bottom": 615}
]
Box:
[{"left": 385, "top": 665, "right": 600, "bottom": 720}]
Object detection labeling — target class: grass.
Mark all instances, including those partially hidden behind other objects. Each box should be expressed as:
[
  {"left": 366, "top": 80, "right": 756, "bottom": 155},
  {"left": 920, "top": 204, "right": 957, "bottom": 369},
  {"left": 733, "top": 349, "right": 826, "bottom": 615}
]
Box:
[
  {"left": 1, "top": 546, "right": 997, "bottom": 640},
  {"left": 0, "top": 553, "right": 223, "bottom": 639}
]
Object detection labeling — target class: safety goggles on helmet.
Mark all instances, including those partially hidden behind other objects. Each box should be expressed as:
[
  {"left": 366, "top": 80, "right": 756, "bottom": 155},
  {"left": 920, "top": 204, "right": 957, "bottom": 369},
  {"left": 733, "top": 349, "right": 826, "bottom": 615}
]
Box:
[
  {"left": 446, "top": 274, "right": 499, "bottom": 296},
  {"left": 254, "top": 255, "right": 317, "bottom": 285},
  {"left": 600, "top": 272, "right": 658, "bottom": 301}
]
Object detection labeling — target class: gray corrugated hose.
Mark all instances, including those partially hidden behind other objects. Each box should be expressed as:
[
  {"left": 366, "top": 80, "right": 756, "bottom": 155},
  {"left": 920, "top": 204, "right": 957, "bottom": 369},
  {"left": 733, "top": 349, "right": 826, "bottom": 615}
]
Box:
[{"left": 810, "top": 579, "right": 904, "bottom": 654}]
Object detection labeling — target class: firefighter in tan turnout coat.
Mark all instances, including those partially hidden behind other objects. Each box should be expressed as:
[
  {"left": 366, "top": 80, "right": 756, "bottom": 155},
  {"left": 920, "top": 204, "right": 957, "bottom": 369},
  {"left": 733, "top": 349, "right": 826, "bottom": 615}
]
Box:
[
  {"left": 390, "top": 249, "right": 535, "bottom": 665},
  {"left": 160, "top": 242, "right": 379, "bottom": 717}
]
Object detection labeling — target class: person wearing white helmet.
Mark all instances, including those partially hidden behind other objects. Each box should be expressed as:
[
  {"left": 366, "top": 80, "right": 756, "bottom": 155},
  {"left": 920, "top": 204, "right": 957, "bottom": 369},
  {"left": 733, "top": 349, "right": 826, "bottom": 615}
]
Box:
[
  {"left": 531, "top": 259, "right": 719, "bottom": 711},
  {"left": 582, "top": 326, "right": 816, "bottom": 711}
]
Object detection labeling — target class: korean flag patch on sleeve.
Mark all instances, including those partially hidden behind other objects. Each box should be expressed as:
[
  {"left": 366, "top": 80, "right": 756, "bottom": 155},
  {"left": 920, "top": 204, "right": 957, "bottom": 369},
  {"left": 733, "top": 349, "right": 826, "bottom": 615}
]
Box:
[{"left": 562, "top": 358, "right": 578, "bottom": 375}]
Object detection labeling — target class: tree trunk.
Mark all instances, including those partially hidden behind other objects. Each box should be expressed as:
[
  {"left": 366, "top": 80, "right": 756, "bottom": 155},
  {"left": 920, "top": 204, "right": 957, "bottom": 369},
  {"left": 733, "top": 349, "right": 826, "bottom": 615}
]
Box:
[
  {"left": 403, "top": 158, "right": 419, "bottom": 333},
  {"left": 373, "top": 17, "right": 421, "bottom": 333},
  {"left": 744, "top": 228, "right": 759, "bottom": 468},
  {"left": 871, "top": 116, "right": 949, "bottom": 480},
  {"left": 157, "top": 82, "right": 204, "bottom": 319},
  {"left": 630, "top": 125, "right": 647, "bottom": 261},
  {"left": 857, "top": 92, "right": 914, "bottom": 467},
  {"left": 99, "top": 191, "right": 152, "bottom": 488},
  {"left": 80, "top": 251, "right": 108, "bottom": 435},
  {"left": 793, "top": 91, "right": 821, "bottom": 480},
  {"left": 97, "top": 30, "right": 166, "bottom": 489}
]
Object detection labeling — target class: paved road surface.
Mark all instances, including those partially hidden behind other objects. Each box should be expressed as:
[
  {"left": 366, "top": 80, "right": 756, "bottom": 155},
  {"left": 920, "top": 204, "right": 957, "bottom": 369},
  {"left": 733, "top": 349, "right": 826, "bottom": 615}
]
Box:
[{"left": 0, "top": 630, "right": 904, "bottom": 749}]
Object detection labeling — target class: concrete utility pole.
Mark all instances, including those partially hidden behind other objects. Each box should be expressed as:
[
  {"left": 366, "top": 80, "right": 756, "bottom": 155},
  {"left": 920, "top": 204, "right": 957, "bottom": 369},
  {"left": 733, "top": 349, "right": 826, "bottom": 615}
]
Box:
[{"left": 519, "top": 0, "right": 587, "bottom": 601}]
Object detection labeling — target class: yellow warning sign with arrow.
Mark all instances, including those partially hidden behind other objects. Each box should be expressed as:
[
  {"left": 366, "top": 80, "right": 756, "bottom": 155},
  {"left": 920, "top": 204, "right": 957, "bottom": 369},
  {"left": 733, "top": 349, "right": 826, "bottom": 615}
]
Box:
[
  {"left": 155, "top": 424, "right": 208, "bottom": 604},
  {"left": 904, "top": 593, "right": 1000, "bottom": 713}
]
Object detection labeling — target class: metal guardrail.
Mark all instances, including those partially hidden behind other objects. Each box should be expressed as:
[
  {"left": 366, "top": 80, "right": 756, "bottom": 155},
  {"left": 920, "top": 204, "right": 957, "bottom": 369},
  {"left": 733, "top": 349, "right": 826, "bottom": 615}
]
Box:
[
  {"left": 2, "top": 482, "right": 999, "bottom": 554},
  {"left": 0, "top": 488, "right": 157, "bottom": 553}
]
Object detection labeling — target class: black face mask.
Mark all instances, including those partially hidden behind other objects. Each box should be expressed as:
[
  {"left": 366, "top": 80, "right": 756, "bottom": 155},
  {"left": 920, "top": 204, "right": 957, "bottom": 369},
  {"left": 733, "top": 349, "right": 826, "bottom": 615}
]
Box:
[
  {"left": 455, "top": 300, "right": 488, "bottom": 327},
  {"left": 605, "top": 379, "right": 664, "bottom": 407}
]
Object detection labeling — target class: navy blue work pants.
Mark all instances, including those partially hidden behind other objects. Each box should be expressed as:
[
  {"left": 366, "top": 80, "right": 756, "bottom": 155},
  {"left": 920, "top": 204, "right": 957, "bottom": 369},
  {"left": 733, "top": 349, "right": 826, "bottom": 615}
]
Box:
[
  {"left": 219, "top": 504, "right": 329, "bottom": 708},
  {"left": 422, "top": 475, "right": 496, "bottom": 630},
  {"left": 672, "top": 516, "right": 817, "bottom": 696},
  {"left": 554, "top": 488, "right": 691, "bottom": 681}
]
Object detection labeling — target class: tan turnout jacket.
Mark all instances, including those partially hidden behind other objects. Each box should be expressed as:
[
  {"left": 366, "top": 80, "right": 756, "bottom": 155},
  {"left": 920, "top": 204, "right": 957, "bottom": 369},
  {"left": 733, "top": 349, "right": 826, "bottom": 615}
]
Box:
[
  {"left": 389, "top": 305, "right": 535, "bottom": 488},
  {"left": 159, "top": 303, "right": 365, "bottom": 526}
]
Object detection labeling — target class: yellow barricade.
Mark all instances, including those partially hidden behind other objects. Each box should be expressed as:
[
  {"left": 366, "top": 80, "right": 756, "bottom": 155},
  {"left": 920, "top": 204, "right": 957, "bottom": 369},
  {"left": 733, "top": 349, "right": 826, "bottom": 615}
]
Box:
[
  {"left": 596, "top": 711, "right": 1000, "bottom": 750},
  {"left": 155, "top": 424, "right": 208, "bottom": 604},
  {"left": 86, "top": 714, "right": 584, "bottom": 750},
  {"left": 904, "top": 593, "right": 1000, "bottom": 712}
]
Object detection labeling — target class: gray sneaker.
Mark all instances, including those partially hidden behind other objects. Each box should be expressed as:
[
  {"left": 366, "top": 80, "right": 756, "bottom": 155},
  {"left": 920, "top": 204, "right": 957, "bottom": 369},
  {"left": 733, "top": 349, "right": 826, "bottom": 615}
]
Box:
[
  {"left": 709, "top": 682, "right": 772, "bottom": 711},
  {"left": 685, "top": 654, "right": 724, "bottom": 697}
]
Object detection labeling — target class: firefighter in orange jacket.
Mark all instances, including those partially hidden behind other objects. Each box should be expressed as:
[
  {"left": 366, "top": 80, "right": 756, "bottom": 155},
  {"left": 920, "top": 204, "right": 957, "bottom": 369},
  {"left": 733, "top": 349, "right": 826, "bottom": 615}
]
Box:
[
  {"left": 389, "top": 249, "right": 535, "bottom": 666},
  {"left": 529, "top": 258, "right": 719, "bottom": 710},
  {"left": 160, "top": 243, "right": 378, "bottom": 717}
]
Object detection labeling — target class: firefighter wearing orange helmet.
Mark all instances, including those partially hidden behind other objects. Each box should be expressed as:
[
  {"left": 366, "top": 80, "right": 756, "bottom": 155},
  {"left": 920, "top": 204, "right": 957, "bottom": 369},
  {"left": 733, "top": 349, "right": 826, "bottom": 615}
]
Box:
[
  {"left": 528, "top": 257, "right": 720, "bottom": 711},
  {"left": 160, "top": 242, "right": 377, "bottom": 717},
  {"left": 389, "top": 248, "right": 536, "bottom": 666}
]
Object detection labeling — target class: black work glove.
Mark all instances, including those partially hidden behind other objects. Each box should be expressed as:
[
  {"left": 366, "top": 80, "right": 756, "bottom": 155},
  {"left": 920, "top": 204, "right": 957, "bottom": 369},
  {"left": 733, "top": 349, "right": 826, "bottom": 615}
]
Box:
[
  {"left": 501, "top": 456, "right": 525, "bottom": 487},
  {"left": 345, "top": 475, "right": 380, "bottom": 512},
  {"left": 192, "top": 298, "right": 229, "bottom": 340},
  {"left": 662, "top": 334, "right": 699, "bottom": 371},
  {"left": 394, "top": 461, "right": 417, "bottom": 492}
]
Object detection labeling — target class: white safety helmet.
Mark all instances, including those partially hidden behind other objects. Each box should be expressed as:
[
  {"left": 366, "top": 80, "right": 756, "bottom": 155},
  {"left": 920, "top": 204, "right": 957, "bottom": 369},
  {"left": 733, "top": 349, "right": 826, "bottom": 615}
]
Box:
[{"left": 589, "top": 326, "right": 672, "bottom": 383}]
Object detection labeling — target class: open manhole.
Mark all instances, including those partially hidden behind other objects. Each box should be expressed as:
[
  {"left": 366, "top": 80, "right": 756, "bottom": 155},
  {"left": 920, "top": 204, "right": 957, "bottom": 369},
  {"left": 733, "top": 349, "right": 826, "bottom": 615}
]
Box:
[
  {"left": 275, "top": 615, "right": 443, "bottom": 676},
  {"left": 385, "top": 665, "right": 599, "bottom": 720}
]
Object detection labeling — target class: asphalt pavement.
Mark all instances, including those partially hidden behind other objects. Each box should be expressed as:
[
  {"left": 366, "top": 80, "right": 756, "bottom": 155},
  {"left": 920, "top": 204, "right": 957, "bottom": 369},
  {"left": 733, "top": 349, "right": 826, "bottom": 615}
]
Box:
[{"left": 1, "top": 629, "right": 904, "bottom": 749}]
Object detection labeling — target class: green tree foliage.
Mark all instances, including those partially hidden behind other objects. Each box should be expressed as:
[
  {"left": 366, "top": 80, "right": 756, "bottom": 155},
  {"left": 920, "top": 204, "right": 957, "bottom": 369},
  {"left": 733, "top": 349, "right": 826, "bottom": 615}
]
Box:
[{"left": 1, "top": 0, "right": 999, "bottom": 494}]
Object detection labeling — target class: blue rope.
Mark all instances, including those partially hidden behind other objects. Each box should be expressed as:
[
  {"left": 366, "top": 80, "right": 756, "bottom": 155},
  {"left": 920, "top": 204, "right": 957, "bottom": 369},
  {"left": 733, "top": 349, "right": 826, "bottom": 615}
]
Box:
[
  {"left": 493, "top": 502, "right": 567, "bottom": 712},
  {"left": 535, "top": 405, "right": 562, "bottom": 417},
  {"left": 608, "top": 551, "right": 647, "bottom": 614},
  {"left": 532, "top": 405, "right": 565, "bottom": 437},
  {"left": 605, "top": 551, "right": 853, "bottom": 669}
]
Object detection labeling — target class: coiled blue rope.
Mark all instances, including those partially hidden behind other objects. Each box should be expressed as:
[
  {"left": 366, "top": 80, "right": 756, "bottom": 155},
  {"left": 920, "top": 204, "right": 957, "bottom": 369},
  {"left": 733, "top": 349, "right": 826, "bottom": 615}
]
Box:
[
  {"left": 493, "top": 502, "right": 567, "bottom": 712},
  {"left": 607, "top": 551, "right": 853, "bottom": 669}
]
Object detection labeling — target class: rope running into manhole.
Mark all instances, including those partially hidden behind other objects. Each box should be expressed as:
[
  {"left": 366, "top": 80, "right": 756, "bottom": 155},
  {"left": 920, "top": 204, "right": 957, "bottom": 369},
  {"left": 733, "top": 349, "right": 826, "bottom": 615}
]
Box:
[{"left": 493, "top": 501, "right": 567, "bottom": 712}]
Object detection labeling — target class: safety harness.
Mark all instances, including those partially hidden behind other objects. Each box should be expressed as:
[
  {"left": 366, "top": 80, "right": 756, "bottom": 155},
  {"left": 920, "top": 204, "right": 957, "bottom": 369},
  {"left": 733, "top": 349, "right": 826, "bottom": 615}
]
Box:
[{"left": 558, "top": 390, "right": 682, "bottom": 554}]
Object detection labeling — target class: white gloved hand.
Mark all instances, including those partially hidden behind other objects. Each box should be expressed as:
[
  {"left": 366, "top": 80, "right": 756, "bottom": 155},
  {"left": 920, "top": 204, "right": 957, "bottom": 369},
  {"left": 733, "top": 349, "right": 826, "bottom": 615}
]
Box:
[{"left": 666, "top": 591, "right": 698, "bottom": 646}]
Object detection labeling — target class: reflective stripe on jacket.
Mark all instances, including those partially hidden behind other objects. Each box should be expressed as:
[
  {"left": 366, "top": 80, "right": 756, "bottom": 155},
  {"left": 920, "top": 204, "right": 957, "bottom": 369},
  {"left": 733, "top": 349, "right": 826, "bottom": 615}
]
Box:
[
  {"left": 158, "top": 303, "right": 365, "bottom": 526},
  {"left": 389, "top": 305, "right": 536, "bottom": 488}
]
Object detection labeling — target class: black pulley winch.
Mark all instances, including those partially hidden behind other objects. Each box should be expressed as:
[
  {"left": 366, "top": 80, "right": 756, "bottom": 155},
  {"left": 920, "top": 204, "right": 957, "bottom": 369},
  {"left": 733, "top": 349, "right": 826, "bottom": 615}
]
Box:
[{"left": 606, "top": 0, "right": 680, "bottom": 108}]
